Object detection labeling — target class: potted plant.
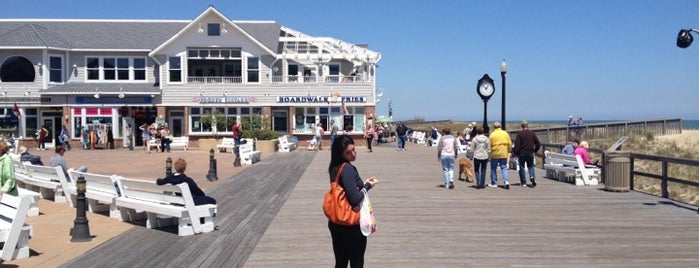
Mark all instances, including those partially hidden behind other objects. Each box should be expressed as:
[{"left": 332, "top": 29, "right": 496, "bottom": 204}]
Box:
[
  {"left": 198, "top": 110, "right": 233, "bottom": 151},
  {"left": 240, "top": 116, "right": 279, "bottom": 155}
]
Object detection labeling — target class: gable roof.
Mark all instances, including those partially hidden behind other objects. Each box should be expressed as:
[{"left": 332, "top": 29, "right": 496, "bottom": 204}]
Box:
[{"left": 148, "top": 6, "right": 277, "bottom": 56}]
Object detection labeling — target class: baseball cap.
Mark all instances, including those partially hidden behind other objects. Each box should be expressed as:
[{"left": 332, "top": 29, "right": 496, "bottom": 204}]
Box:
[{"left": 521, "top": 120, "right": 528, "bottom": 125}]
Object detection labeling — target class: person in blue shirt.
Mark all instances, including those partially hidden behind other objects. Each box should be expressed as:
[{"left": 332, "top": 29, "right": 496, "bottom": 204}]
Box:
[{"left": 561, "top": 139, "right": 579, "bottom": 155}]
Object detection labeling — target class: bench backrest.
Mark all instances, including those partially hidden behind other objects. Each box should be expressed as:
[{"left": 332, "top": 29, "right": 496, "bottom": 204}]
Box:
[
  {"left": 546, "top": 152, "right": 582, "bottom": 168},
  {"left": 115, "top": 177, "right": 195, "bottom": 209},
  {"left": 68, "top": 170, "right": 119, "bottom": 198},
  {"left": 24, "top": 164, "right": 66, "bottom": 181},
  {"left": 171, "top": 136, "right": 188, "bottom": 143},
  {"left": 220, "top": 137, "right": 235, "bottom": 146},
  {"left": 240, "top": 143, "right": 253, "bottom": 154},
  {"left": 0, "top": 194, "right": 31, "bottom": 260},
  {"left": 279, "top": 135, "right": 289, "bottom": 145},
  {"left": 12, "top": 160, "right": 28, "bottom": 176}
]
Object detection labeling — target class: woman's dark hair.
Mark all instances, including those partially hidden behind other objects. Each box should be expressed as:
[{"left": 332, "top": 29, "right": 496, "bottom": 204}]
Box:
[
  {"left": 328, "top": 134, "right": 354, "bottom": 173},
  {"left": 476, "top": 126, "right": 484, "bottom": 134}
]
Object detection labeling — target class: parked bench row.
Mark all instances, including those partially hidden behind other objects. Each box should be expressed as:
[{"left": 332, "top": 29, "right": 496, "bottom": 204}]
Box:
[{"left": 12, "top": 161, "right": 218, "bottom": 237}]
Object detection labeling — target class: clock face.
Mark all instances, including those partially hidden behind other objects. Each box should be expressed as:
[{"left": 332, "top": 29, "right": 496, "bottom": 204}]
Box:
[{"left": 478, "top": 81, "right": 494, "bottom": 97}]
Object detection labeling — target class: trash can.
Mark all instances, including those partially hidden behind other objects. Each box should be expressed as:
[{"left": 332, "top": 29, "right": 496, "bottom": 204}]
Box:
[{"left": 604, "top": 152, "right": 631, "bottom": 192}]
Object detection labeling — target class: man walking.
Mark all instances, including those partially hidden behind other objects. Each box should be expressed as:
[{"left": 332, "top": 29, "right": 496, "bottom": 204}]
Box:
[
  {"left": 396, "top": 123, "right": 407, "bottom": 151},
  {"left": 329, "top": 120, "right": 339, "bottom": 146},
  {"left": 488, "top": 122, "right": 512, "bottom": 189},
  {"left": 512, "top": 120, "right": 541, "bottom": 188}
]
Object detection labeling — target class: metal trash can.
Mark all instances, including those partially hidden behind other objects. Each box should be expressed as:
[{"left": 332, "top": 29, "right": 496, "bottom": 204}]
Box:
[{"left": 604, "top": 152, "right": 631, "bottom": 192}]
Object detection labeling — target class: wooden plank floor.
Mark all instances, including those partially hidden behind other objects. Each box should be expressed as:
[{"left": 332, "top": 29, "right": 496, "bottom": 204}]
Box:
[
  {"left": 61, "top": 142, "right": 699, "bottom": 267},
  {"left": 246, "top": 143, "right": 699, "bottom": 268},
  {"left": 59, "top": 150, "right": 316, "bottom": 268}
]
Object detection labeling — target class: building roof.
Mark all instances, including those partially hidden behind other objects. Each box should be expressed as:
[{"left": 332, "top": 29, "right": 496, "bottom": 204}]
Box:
[
  {"left": 0, "top": 20, "right": 189, "bottom": 50},
  {"left": 0, "top": 19, "right": 282, "bottom": 52}
]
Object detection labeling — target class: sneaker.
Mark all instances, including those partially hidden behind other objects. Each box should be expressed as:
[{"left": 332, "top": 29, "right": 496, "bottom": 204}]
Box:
[
  {"left": 531, "top": 180, "right": 537, "bottom": 187},
  {"left": 488, "top": 184, "right": 498, "bottom": 188},
  {"left": 504, "top": 183, "right": 510, "bottom": 190},
  {"left": 449, "top": 182, "right": 454, "bottom": 189},
  {"left": 521, "top": 184, "right": 529, "bottom": 188}
]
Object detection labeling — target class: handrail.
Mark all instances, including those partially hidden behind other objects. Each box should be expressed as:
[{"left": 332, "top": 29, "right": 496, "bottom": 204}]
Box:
[
  {"left": 540, "top": 142, "right": 699, "bottom": 213},
  {"left": 510, "top": 118, "right": 683, "bottom": 144}
]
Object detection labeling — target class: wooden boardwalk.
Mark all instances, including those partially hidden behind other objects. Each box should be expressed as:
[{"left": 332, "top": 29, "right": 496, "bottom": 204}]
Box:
[{"left": 62, "top": 142, "right": 699, "bottom": 267}]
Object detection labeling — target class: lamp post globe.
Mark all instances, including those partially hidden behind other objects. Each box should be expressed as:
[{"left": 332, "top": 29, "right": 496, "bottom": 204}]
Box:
[{"left": 500, "top": 59, "right": 507, "bottom": 130}]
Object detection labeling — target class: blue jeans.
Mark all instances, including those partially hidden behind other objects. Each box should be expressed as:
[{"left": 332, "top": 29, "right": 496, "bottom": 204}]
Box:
[
  {"left": 330, "top": 134, "right": 336, "bottom": 146},
  {"left": 474, "top": 158, "right": 488, "bottom": 188},
  {"left": 518, "top": 152, "right": 536, "bottom": 185},
  {"left": 397, "top": 135, "right": 406, "bottom": 149},
  {"left": 440, "top": 156, "right": 455, "bottom": 187},
  {"left": 490, "top": 158, "right": 509, "bottom": 185}
]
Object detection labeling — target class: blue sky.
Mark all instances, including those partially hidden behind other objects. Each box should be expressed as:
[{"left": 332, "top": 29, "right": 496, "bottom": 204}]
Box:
[{"left": 2, "top": 0, "right": 698, "bottom": 121}]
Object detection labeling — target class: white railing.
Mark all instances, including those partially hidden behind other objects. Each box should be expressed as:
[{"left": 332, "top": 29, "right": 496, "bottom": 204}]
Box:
[
  {"left": 188, "top": 76, "right": 243, "bottom": 84},
  {"left": 267, "top": 75, "right": 371, "bottom": 84}
]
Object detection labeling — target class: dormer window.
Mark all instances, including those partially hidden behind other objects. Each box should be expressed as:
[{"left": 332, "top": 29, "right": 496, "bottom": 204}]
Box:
[{"left": 207, "top": 23, "right": 220, "bottom": 36}]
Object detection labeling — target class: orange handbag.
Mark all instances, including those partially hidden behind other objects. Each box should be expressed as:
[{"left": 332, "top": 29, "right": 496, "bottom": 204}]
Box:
[{"left": 323, "top": 163, "right": 360, "bottom": 226}]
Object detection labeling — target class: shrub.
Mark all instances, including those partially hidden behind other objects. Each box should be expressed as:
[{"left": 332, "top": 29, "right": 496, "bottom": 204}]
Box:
[{"left": 241, "top": 129, "right": 278, "bottom": 141}]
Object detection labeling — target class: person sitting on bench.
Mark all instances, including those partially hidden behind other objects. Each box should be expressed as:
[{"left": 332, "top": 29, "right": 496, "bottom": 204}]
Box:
[{"left": 156, "top": 158, "right": 216, "bottom": 206}]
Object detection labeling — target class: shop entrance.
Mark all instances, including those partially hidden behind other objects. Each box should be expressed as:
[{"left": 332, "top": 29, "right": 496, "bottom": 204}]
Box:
[{"left": 272, "top": 109, "right": 288, "bottom": 133}]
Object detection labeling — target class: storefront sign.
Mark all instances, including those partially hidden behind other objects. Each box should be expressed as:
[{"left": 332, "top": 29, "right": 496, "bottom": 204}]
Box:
[
  {"left": 192, "top": 96, "right": 255, "bottom": 104},
  {"left": 277, "top": 96, "right": 366, "bottom": 103}
]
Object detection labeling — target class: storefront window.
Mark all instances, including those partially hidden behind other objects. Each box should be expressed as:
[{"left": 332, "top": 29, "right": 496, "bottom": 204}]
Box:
[
  {"left": 73, "top": 107, "right": 114, "bottom": 138},
  {"left": 293, "top": 106, "right": 365, "bottom": 134},
  {"left": 190, "top": 106, "right": 261, "bottom": 134},
  {"left": 24, "top": 108, "right": 38, "bottom": 138}
]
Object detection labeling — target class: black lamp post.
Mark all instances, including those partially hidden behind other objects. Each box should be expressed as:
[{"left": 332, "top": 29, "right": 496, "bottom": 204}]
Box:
[
  {"left": 234, "top": 141, "right": 242, "bottom": 167},
  {"left": 207, "top": 148, "right": 218, "bottom": 181},
  {"left": 500, "top": 60, "right": 507, "bottom": 130},
  {"left": 70, "top": 175, "right": 92, "bottom": 242},
  {"left": 165, "top": 156, "right": 172, "bottom": 177},
  {"left": 677, "top": 28, "right": 698, "bottom": 48}
]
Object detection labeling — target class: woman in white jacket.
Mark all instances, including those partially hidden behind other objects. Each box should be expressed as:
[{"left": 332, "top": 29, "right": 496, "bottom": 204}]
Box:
[{"left": 469, "top": 126, "right": 491, "bottom": 189}]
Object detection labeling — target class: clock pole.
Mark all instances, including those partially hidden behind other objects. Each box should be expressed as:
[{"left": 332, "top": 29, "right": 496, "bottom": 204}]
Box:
[{"left": 483, "top": 99, "right": 489, "bottom": 134}]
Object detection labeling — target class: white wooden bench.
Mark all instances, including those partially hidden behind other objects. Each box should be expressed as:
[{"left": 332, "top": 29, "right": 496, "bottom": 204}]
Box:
[
  {"left": 217, "top": 137, "right": 236, "bottom": 153},
  {"left": 169, "top": 136, "right": 189, "bottom": 151},
  {"left": 414, "top": 132, "right": 426, "bottom": 144},
  {"left": 10, "top": 160, "right": 40, "bottom": 217},
  {"left": 240, "top": 142, "right": 261, "bottom": 165},
  {"left": 68, "top": 170, "right": 121, "bottom": 219},
  {"left": 147, "top": 138, "right": 162, "bottom": 152},
  {"left": 19, "top": 164, "right": 73, "bottom": 204},
  {"left": 543, "top": 151, "right": 600, "bottom": 186},
  {"left": 278, "top": 135, "right": 297, "bottom": 152},
  {"left": 0, "top": 194, "right": 32, "bottom": 260},
  {"left": 114, "top": 177, "right": 217, "bottom": 236}
]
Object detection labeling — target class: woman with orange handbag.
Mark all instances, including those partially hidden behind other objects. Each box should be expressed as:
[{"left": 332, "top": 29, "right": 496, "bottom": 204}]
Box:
[{"left": 327, "top": 135, "right": 378, "bottom": 267}]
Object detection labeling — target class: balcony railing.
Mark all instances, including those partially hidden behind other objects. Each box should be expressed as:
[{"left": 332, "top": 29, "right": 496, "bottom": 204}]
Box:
[
  {"left": 187, "top": 75, "right": 371, "bottom": 84},
  {"left": 188, "top": 76, "right": 243, "bottom": 84},
  {"left": 269, "top": 75, "right": 368, "bottom": 84}
]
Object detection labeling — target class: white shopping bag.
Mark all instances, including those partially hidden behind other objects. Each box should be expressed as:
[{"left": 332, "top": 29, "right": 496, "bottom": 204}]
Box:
[{"left": 359, "top": 189, "right": 377, "bottom": 236}]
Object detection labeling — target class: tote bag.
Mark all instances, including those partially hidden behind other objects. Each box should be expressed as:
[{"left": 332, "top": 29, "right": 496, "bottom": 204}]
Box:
[
  {"left": 322, "top": 163, "right": 360, "bottom": 226},
  {"left": 359, "top": 189, "right": 377, "bottom": 236}
]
